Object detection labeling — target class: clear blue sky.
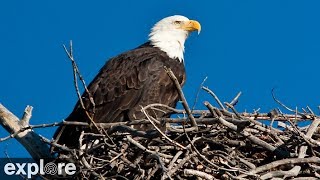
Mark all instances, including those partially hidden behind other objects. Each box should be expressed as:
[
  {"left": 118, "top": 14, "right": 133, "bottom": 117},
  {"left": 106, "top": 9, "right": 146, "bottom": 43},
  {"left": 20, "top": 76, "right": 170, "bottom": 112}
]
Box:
[{"left": 1, "top": 1, "right": 320, "bottom": 157}]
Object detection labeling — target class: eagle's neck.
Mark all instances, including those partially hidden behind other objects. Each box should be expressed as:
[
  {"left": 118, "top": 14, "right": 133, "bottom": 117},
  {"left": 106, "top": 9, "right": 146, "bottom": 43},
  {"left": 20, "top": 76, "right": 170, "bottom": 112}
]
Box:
[{"left": 149, "top": 30, "right": 187, "bottom": 62}]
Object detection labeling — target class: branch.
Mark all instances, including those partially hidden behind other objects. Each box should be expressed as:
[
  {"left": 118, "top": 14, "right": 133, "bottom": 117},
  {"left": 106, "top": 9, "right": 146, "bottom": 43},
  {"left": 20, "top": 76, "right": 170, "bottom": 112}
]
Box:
[
  {"left": 63, "top": 41, "right": 101, "bottom": 134},
  {"left": 238, "top": 157, "right": 320, "bottom": 178},
  {"left": 141, "top": 106, "right": 186, "bottom": 150},
  {"left": 0, "top": 104, "right": 52, "bottom": 160},
  {"left": 184, "top": 169, "right": 214, "bottom": 180},
  {"left": 205, "top": 102, "right": 291, "bottom": 158},
  {"left": 202, "top": 86, "right": 226, "bottom": 110},
  {"left": 164, "top": 66, "right": 198, "bottom": 130},
  {"left": 283, "top": 117, "right": 320, "bottom": 178}
]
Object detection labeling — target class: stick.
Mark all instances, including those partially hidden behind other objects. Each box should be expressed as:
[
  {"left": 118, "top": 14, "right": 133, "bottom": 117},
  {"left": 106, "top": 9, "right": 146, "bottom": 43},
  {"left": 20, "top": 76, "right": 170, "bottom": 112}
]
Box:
[
  {"left": 0, "top": 104, "right": 52, "bottom": 160},
  {"left": 238, "top": 157, "right": 320, "bottom": 178},
  {"left": 141, "top": 107, "right": 186, "bottom": 150},
  {"left": 164, "top": 66, "right": 198, "bottom": 130},
  {"left": 184, "top": 169, "right": 214, "bottom": 180},
  {"left": 63, "top": 41, "right": 101, "bottom": 134},
  {"left": 202, "top": 86, "right": 225, "bottom": 110}
]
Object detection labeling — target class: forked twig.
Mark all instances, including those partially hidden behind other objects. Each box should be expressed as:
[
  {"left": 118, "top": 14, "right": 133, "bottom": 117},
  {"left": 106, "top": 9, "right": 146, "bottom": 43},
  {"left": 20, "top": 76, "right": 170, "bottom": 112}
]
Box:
[{"left": 63, "top": 41, "right": 102, "bottom": 134}]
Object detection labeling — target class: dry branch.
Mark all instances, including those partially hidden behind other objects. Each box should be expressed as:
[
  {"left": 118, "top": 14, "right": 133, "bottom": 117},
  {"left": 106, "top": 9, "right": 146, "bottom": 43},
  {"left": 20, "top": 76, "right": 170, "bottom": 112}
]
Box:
[
  {"left": 164, "top": 66, "right": 198, "bottom": 130},
  {"left": 0, "top": 104, "right": 52, "bottom": 160}
]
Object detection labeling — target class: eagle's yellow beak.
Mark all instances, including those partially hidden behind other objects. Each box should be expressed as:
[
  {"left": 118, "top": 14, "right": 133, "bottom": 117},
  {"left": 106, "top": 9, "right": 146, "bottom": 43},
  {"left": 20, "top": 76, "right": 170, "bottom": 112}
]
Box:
[{"left": 181, "top": 20, "right": 201, "bottom": 34}]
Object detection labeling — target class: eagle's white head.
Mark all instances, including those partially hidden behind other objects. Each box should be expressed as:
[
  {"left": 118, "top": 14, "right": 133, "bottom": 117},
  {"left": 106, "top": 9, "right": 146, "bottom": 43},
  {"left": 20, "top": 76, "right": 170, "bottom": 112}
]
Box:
[{"left": 149, "top": 15, "right": 201, "bottom": 62}]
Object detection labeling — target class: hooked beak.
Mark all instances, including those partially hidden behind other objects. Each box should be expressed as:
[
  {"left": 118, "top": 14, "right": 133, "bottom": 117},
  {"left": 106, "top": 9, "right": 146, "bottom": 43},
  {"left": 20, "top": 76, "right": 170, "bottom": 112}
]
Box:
[{"left": 180, "top": 20, "right": 201, "bottom": 34}]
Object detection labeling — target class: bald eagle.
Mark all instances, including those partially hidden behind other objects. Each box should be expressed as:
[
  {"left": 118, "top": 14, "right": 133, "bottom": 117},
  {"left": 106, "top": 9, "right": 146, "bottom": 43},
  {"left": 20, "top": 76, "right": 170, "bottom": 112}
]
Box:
[{"left": 53, "top": 15, "right": 201, "bottom": 149}]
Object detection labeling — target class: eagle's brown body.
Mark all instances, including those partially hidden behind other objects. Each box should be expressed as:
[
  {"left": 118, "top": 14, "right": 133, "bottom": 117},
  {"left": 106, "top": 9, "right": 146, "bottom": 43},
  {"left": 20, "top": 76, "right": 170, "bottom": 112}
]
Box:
[{"left": 53, "top": 42, "right": 186, "bottom": 149}]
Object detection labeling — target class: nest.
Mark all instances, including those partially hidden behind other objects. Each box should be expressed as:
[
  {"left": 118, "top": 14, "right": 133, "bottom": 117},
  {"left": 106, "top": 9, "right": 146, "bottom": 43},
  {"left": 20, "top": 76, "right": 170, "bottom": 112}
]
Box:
[
  {"left": 50, "top": 46, "right": 320, "bottom": 179},
  {"left": 52, "top": 102, "right": 320, "bottom": 180}
]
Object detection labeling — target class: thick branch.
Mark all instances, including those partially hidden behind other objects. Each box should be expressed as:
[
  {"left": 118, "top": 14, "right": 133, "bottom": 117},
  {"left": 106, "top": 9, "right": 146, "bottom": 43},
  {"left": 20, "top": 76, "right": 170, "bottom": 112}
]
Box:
[
  {"left": 238, "top": 157, "right": 320, "bottom": 178},
  {"left": 0, "top": 104, "right": 52, "bottom": 160}
]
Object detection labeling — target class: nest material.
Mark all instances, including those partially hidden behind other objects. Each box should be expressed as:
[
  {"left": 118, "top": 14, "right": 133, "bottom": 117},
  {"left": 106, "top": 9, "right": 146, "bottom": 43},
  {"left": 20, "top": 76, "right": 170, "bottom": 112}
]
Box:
[
  {"left": 52, "top": 104, "right": 320, "bottom": 180},
  {"left": 49, "top": 44, "right": 320, "bottom": 179}
]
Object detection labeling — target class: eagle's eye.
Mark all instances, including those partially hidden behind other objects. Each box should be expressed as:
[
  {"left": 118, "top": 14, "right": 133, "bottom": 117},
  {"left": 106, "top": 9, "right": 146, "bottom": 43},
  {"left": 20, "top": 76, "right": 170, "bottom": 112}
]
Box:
[{"left": 173, "top": 21, "right": 182, "bottom": 25}]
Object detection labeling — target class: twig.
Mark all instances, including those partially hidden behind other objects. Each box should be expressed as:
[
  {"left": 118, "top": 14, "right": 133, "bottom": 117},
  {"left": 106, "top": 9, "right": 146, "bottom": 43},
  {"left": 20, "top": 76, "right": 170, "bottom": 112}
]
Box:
[
  {"left": 284, "top": 117, "right": 320, "bottom": 178},
  {"left": 184, "top": 169, "right": 214, "bottom": 180},
  {"left": 63, "top": 41, "right": 101, "bottom": 134},
  {"left": 125, "top": 135, "right": 173, "bottom": 159},
  {"left": 191, "top": 76, "right": 208, "bottom": 111},
  {"left": 20, "top": 105, "right": 33, "bottom": 127},
  {"left": 183, "top": 124, "right": 239, "bottom": 172},
  {"left": 225, "top": 102, "right": 241, "bottom": 118},
  {"left": 168, "top": 151, "right": 183, "bottom": 170},
  {"left": 229, "top": 91, "right": 242, "bottom": 107},
  {"left": 141, "top": 107, "right": 186, "bottom": 150},
  {"left": 238, "top": 157, "right": 320, "bottom": 178},
  {"left": 164, "top": 66, "right": 198, "bottom": 130},
  {"left": 40, "top": 135, "right": 76, "bottom": 154},
  {"left": 202, "top": 86, "right": 225, "bottom": 110},
  {"left": 79, "top": 131, "right": 102, "bottom": 178},
  {"left": 271, "top": 88, "right": 306, "bottom": 117},
  {"left": 205, "top": 101, "right": 291, "bottom": 158},
  {"left": 307, "top": 106, "right": 315, "bottom": 116},
  {"left": 166, "top": 152, "right": 194, "bottom": 177}
]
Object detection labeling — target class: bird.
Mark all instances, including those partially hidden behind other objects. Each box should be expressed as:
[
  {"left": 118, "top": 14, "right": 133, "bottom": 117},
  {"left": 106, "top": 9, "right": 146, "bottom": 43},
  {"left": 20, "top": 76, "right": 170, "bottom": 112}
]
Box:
[{"left": 53, "top": 15, "right": 201, "bottom": 149}]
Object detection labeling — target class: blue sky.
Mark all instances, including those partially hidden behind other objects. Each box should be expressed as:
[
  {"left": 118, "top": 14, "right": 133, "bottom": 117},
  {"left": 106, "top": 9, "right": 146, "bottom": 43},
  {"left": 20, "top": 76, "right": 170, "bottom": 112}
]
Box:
[{"left": 1, "top": 1, "right": 320, "bottom": 157}]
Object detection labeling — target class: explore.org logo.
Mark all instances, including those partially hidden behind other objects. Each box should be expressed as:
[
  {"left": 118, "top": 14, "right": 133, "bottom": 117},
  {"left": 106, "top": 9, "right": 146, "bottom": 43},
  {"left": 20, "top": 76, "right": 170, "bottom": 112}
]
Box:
[{"left": 2, "top": 159, "right": 76, "bottom": 178}]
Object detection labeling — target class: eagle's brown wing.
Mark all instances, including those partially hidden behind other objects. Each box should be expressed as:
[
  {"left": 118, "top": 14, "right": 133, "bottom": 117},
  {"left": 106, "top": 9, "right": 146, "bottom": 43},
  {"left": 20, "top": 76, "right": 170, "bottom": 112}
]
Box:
[{"left": 53, "top": 43, "right": 186, "bottom": 149}]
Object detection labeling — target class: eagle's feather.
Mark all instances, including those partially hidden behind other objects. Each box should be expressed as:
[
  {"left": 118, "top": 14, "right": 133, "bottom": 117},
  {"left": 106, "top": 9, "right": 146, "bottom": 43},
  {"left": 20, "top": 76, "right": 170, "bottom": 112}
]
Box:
[{"left": 53, "top": 42, "right": 185, "bottom": 149}]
